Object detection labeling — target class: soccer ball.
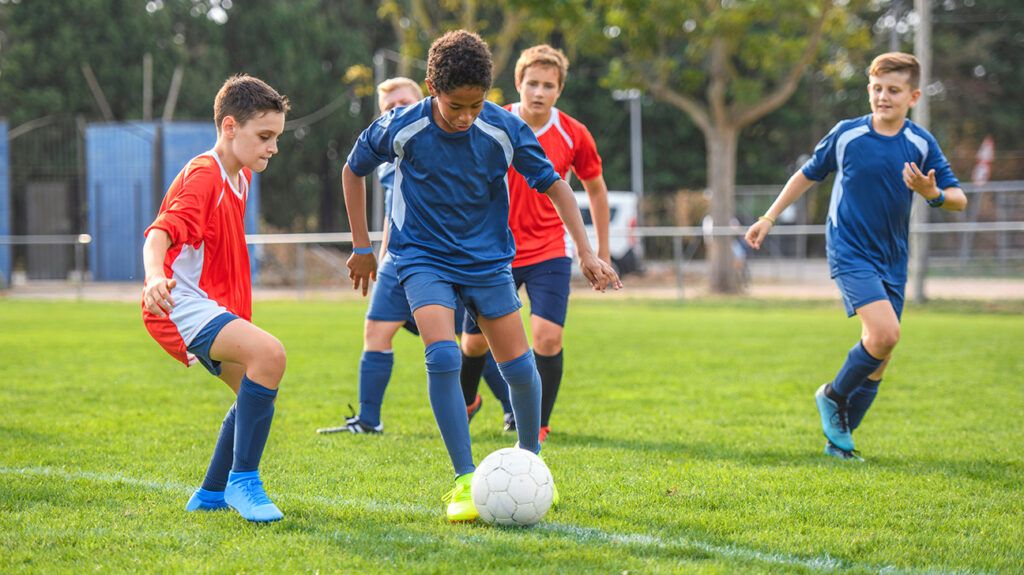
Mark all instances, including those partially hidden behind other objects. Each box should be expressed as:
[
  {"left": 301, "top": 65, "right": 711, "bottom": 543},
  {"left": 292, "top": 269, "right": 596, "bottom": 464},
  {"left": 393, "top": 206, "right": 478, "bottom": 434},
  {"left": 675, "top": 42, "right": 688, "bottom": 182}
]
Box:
[{"left": 472, "top": 447, "right": 554, "bottom": 527}]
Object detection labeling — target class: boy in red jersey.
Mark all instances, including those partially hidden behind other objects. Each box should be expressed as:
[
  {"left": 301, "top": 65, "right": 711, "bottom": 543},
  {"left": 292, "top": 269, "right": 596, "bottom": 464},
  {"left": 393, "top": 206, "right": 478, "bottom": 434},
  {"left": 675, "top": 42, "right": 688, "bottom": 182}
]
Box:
[
  {"left": 460, "top": 45, "right": 611, "bottom": 443},
  {"left": 142, "top": 74, "right": 290, "bottom": 522}
]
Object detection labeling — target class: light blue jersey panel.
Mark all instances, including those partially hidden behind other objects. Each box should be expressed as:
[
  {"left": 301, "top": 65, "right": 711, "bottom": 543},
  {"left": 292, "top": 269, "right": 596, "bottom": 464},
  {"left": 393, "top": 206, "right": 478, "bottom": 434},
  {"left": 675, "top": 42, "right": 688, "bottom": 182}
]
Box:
[
  {"left": 348, "top": 99, "right": 560, "bottom": 286},
  {"left": 801, "top": 114, "right": 959, "bottom": 284}
]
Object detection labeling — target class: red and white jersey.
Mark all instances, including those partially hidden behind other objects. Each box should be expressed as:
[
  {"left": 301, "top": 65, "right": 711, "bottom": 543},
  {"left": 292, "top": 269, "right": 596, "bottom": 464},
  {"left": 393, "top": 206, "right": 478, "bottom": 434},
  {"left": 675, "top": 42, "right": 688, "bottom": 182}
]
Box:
[
  {"left": 505, "top": 104, "right": 602, "bottom": 267},
  {"left": 142, "top": 151, "right": 253, "bottom": 367}
]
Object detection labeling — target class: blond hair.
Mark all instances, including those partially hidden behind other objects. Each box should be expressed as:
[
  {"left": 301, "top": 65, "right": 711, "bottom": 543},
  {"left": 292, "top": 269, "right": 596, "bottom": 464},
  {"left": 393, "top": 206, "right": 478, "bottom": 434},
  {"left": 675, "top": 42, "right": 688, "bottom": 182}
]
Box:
[
  {"left": 514, "top": 44, "right": 569, "bottom": 88},
  {"left": 868, "top": 52, "right": 921, "bottom": 89},
  {"left": 376, "top": 77, "right": 423, "bottom": 107}
]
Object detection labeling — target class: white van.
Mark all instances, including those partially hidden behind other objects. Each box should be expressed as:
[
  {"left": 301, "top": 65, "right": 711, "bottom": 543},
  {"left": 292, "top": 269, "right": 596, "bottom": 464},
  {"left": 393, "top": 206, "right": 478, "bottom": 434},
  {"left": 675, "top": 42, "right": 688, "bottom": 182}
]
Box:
[{"left": 574, "top": 191, "right": 642, "bottom": 275}]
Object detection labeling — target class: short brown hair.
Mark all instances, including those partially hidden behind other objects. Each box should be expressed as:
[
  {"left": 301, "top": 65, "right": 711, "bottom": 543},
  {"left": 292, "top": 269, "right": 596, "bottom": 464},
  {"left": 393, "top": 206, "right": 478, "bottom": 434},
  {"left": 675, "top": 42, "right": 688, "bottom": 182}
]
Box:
[
  {"left": 515, "top": 44, "right": 569, "bottom": 88},
  {"left": 213, "top": 74, "right": 290, "bottom": 132},
  {"left": 868, "top": 52, "right": 921, "bottom": 89},
  {"left": 426, "top": 30, "right": 493, "bottom": 94},
  {"left": 377, "top": 77, "right": 423, "bottom": 107}
]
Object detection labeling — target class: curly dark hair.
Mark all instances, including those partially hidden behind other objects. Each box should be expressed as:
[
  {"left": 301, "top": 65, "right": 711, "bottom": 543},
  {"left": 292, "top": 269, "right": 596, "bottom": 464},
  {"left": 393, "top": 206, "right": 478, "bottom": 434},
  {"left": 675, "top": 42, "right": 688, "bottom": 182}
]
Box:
[{"left": 426, "top": 30, "right": 493, "bottom": 94}]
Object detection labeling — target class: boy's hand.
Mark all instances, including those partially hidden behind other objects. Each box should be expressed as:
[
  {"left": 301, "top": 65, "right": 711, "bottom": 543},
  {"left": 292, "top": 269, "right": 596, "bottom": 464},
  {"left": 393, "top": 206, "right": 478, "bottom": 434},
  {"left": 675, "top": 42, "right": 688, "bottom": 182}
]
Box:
[
  {"left": 580, "top": 252, "right": 623, "bottom": 292},
  {"left": 745, "top": 220, "right": 772, "bottom": 250},
  {"left": 143, "top": 275, "right": 177, "bottom": 317},
  {"left": 903, "top": 162, "right": 940, "bottom": 200},
  {"left": 346, "top": 253, "right": 378, "bottom": 296}
]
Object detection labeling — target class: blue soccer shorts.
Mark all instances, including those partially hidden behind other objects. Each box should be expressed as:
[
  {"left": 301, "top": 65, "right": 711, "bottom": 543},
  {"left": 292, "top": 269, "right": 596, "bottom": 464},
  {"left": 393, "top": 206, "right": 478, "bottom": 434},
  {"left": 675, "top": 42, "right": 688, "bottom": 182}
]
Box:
[
  {"left": 186, "top": 311, "right": 241, "bottom": 376},
  {"left": 463, "top": 256, "right": 572, "bottom": 334},
  {"left": 366, "top": 255, "right": 415, "bottom": 324},
  {"left": 833, "top": 269, "right": 906, "bottom": 320},
  {"left": 402, "top": 271, "right": 522, "bottom": 325}
]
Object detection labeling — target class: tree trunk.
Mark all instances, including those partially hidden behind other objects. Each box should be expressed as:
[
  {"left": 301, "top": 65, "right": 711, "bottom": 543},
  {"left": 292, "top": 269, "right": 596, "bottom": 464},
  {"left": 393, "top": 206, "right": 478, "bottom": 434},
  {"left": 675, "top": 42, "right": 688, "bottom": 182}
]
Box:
[{"left": 706, "top": 125, "right": 740, "bottom": 294}]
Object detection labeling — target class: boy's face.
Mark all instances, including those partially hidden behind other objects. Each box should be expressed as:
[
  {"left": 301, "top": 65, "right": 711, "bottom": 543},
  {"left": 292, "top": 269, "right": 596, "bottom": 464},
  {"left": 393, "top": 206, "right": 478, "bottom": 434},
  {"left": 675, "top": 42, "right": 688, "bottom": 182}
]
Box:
[
  {"left": 224, "top": 110, "right": 286, "bottom": 173},
  {"left": 379, "top": 86, "right": 420, "bottom": 114},
  {"left": 516, "top": 64, "right": 563, "bottom": 116},
  {"left": 867, "top": 71, "right": 920, "bottom": 125},
  {"left": 426, "top": 81, "right": 486, "bottom": 132}
]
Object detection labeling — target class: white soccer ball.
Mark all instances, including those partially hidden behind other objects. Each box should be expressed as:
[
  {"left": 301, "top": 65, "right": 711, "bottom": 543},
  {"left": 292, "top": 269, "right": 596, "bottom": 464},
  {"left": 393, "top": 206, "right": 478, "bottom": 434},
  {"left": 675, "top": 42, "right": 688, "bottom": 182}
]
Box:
[{"left": 472, "top": 447, "right": 554, "bottom": 527}]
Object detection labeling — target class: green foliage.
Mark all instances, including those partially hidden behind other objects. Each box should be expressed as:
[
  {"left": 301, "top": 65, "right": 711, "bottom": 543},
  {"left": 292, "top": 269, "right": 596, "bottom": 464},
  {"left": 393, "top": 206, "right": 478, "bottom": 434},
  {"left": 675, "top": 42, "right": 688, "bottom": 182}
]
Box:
[{"left": 1, "top": 299, "right": 1022, "bottom": 572}]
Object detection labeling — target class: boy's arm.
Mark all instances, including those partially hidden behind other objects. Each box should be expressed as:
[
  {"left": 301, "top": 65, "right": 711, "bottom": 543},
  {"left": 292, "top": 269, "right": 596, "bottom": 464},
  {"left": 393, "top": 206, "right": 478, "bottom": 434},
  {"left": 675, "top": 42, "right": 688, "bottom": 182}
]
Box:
[
  {"left": 342, "top": 163, "right": 377, "bottom": 296},
  {"left": 543, "top": 179, "right": 622, "bottom": 291},
  {"left": 902, "top": 162, "right": 967, "bottom": 212},
  {"left": 580, "top": 175, "right": 611, "bottom": 264},
  {"left": 744, "top": 171, "right": 816, "bottom": 250},
  {"left": 142, "top": 229, "right": 176, "bottom": 317}
]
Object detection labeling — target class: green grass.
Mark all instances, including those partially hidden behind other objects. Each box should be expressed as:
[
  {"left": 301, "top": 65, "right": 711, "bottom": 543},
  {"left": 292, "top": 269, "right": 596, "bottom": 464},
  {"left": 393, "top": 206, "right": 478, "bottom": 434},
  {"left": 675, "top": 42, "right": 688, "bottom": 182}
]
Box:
[{"left": 1, "top": 299, "right": 1022, "bottom": 574}]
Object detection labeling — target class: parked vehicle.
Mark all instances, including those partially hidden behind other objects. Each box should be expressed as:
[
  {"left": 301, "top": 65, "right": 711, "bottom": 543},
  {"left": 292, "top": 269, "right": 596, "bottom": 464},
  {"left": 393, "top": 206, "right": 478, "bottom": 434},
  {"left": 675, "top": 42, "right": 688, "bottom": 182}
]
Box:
[{"left": 574, "top": 191, "right": 642, "bottom": 276}]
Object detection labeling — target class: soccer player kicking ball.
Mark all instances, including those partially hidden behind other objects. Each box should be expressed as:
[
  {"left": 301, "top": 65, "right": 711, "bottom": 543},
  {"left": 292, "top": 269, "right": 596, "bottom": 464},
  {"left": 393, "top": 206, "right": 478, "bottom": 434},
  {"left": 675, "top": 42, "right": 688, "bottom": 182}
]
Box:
[
  {"left": 459, "top": 44, "right": 612, "bottom": 445},
  {"left": 142, "top": 75, "right": 290, "bottom": 521},
  {"left": 343, "top": 30, "right": 620, "bottom": 522},
  {"left": 745, "top": 52, "right": 966, "bottom": 460},
  {"left": 316, "top": 77, "right": 511, "bottom": 435}
]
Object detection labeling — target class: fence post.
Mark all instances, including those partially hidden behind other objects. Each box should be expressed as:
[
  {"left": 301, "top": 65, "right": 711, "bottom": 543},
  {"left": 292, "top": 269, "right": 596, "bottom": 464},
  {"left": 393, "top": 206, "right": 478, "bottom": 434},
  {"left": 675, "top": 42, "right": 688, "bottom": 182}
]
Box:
[
  {"left": 673, "top": 235, "right": 684, "bottom": 300},
  {"left": 296, "top": 243, "right": 305, "bottom": 300}
]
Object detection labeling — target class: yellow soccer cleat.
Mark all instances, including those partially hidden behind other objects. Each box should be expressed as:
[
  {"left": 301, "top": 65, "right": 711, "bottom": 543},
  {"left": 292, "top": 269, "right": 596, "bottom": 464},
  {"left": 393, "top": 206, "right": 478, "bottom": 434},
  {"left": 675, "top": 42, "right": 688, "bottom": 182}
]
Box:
[{"left": 443, "top": 472, "right": 479, "bottom": 522}]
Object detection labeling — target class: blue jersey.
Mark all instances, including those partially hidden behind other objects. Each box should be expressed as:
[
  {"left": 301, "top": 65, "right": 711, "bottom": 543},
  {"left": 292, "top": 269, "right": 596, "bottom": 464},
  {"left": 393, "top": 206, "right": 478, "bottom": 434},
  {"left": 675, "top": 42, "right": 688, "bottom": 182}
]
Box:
[
  {"left": 347, "top": 98, "right": 560, "bottom": 285},
  {"left": 802, "top": 114, "right": 959, "bottom": 284},
  {"left": 377, "top": 163, "right": 396, "bottom": 220}
]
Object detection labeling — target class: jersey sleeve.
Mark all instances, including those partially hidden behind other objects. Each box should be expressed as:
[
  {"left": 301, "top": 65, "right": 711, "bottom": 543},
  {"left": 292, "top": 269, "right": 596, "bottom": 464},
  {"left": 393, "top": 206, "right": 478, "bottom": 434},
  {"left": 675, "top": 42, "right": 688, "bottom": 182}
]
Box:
[
  {"left": 146, "top": 163, "right": 218, "bottom": 246},
  {"left": 923, "top": 132, "right": 960, "bottom": 190},
  {"left": 801, "top": 121, "right": 842, "bottom": 182},
  {"left": 569, "top": 121, "right": 603, "bottom": 182},
  {"left": 511, "top": 121, "right": 561, "bottom": 194},
  {"left": 347, "top": 111, "right": 397, "bottom": 177}
]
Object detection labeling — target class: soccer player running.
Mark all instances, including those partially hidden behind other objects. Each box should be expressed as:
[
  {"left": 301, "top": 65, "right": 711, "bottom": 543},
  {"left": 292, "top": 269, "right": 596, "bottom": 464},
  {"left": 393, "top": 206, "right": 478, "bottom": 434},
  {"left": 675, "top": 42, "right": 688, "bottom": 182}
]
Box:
[
  {"left": 141, "top": 75, "right": 290, "bottom": 521},
  {"left": 745, "top": 53, "right": 966, "bottom": 460},
  {"left": 459, "top": 45, "right": 611, "bottom": 445},
  {"left": 343, "top": 30, "right": 620, "bottom": 522},
  {"left": 317, "top": 77, "right": 511, "bottom": 435}
]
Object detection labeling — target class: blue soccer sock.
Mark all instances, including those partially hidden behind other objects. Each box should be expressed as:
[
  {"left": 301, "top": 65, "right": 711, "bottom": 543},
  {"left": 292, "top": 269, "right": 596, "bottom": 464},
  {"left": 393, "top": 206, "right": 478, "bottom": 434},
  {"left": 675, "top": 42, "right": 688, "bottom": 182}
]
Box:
[
  {"left": 232, "top": 376, "right": 278, "bottom": 473},
  {"left": 358, "top": 350, "right": 394, "bottom": 427},
  {"left": 847, "top": 378, "right": 881, "bottom": 431},
  {"left": 829, "top": 341, "right": 884, "bottom": 399},
  {"left": 481, "top": 351, "right": 512, "bottom": 413},
  {"left": 498, "top": 350, "right": 542, "bottom": 454},
  {"left": 200, "top": 402, "right": 236, "bottom": 492},
  {"left": 425, "top": 341, "right": 474, "bottom": 477}
]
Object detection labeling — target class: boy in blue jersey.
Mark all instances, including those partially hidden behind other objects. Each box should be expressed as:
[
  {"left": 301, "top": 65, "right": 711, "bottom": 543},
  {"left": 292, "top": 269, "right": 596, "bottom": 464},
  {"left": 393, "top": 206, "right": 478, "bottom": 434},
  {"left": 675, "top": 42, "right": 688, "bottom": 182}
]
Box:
[
  {"left": 342, "top": 30, "right": 620, "bottom": 521},
  {"left": 745, "top": 52, "right": 966, "bottom": 460},
  {"left": 317, "top": 77, "right": 510, "bottom": 435}
]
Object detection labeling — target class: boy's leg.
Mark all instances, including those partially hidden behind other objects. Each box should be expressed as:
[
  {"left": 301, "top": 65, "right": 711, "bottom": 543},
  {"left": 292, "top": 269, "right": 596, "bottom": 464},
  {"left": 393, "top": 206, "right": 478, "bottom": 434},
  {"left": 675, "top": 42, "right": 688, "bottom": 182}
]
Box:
[
  {"left": 187, "top": 361, "right": 244, "bottom": 512},
  {"left": 817, "top": 300, "right": 896, "bottom": 453},
  {"left": 356, "top": 319, "right": 404, "bottom": 428},
  {"left": 521, "top": 258, "right": 572, "bottom": 440},
  {"left": 208, "top": 318, "right": 286, "bottom": 522},
  {"left": 847, "top": 282, "right": 903, "bottom": 432},
  {"left": 480, "top": 352, "right": 512, "bottom": 417},
  {"left": 531, "top": 315, "right": 564, "bottom": 433},
  {"left": 477, "top": 311, "right": 541, "bottom": 454},
  {"left": 459, "top": 329, "right": 490, "bottom": 418}
]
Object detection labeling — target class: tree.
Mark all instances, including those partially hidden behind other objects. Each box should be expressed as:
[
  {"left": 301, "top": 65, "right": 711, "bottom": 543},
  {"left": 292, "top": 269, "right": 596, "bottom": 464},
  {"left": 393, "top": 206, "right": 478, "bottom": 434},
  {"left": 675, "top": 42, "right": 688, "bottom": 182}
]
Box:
[{"left": 598, "top": 0, "right": 871, "bottom": 292}]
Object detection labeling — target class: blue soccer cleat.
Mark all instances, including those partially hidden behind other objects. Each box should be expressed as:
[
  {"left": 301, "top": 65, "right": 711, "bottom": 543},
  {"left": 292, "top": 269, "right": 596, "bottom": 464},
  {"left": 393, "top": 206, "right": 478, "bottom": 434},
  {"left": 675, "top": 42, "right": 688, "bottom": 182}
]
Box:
[
  {"left": 824, "top": 440, "right": 864, "bottom": 462},
  {"left": 815, "top": 383, "right": 854, "bottom": 453},
  {"left": 185, "top": 487, "right": 228, "bottom": 511},
  {"left": 225, "top": 470, "right": 283, "bottom": 522}
]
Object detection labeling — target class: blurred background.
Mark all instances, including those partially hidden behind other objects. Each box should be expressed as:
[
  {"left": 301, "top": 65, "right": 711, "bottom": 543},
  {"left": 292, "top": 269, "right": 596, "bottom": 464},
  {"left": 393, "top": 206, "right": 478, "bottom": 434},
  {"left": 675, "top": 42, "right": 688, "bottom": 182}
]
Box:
[{"left": 0, "top": 0, "right": 1020, "bottom": 300}]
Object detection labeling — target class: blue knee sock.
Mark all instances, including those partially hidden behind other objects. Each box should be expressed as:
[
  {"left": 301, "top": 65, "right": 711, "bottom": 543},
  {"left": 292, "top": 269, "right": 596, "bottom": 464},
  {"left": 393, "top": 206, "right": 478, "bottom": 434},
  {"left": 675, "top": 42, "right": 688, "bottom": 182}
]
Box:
[
  {"left": 847, "top": 378, "right": 881, "bottom": 431},
  {"left": 481, "top": 351, "right": 512, "bottom": 413},
  {"left": 200, "top": 403, "right": 236, "bottom": 492},
  {"left": 830, "top": 341, "right": 884, "bottom": 399},
  {"left": 425, "top": 341, "right": 474, "bottom": 477},
  {"left": 498, "top": 350, "right": 542, "bottom": 454},
  {"left": 232, "top": 376, "right": 278, "bottom": 473},
  {"left": 358, "top": 350, "right": 394, "bottom": 427}
]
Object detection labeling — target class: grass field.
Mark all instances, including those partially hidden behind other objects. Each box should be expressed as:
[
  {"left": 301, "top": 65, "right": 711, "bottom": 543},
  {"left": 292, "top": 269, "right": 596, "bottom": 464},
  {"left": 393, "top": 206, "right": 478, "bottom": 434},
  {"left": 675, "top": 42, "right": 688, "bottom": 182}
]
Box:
[{"left": 1, "top": 298, "right": 1022, "bottom": 574}]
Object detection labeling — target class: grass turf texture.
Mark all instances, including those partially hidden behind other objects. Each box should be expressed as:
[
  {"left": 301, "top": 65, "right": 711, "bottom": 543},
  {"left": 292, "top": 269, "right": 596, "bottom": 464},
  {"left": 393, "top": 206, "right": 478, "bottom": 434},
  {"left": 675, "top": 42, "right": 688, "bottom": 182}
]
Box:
[{"left": 1, "top": 299, "right": 1021, "bottom": 574}]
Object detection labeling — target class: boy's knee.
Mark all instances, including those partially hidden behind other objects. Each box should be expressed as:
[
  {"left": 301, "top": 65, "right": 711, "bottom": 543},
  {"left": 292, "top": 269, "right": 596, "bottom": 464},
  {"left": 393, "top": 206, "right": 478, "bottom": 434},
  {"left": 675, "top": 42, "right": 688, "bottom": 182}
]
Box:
[
  {"left": 532, "top": 332, "right": 562, "bottom": 356},
  {"left": 252, "top": 336, "right": 287, "bottom": 380},
  {"left": 865, "top": 326, "right": 899, "bottom": 356},
  {"left": 425, "top": 340, "right": 461, "bottom": 374},
  {"left": 461, "top": 333, "right": 489, "bottom": 356}
]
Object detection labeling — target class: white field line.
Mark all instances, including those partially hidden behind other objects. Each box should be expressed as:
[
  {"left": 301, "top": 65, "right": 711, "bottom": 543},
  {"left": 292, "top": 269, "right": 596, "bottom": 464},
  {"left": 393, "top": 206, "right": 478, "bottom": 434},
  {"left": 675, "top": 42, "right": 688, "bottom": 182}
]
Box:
[{"left": 0, "top": 466, "right": 978, "bottom": 575}]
